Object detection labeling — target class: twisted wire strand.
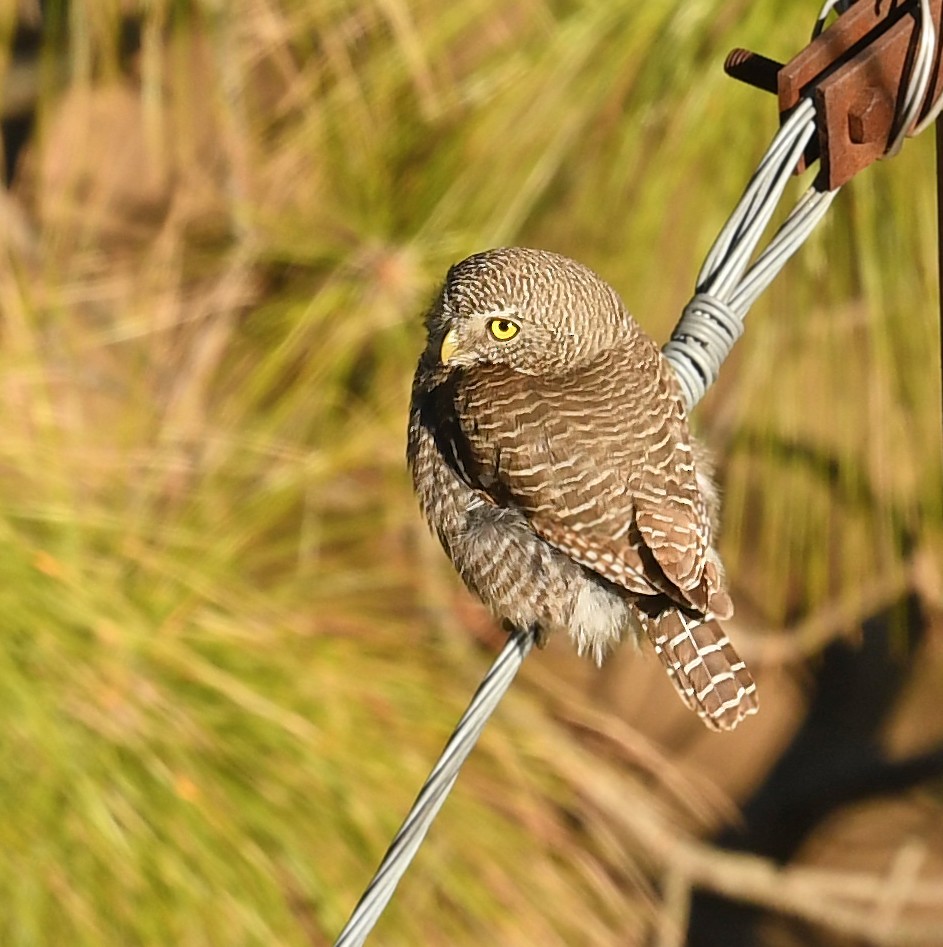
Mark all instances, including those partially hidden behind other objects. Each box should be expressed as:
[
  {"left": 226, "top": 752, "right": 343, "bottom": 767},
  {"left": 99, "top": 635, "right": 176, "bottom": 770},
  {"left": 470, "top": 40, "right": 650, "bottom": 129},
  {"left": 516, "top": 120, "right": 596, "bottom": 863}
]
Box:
[
  {"left": 890, "top": 0, "right": 935, "bottom": 148},
  {"left": 700, "top": 101, "right": 817, "bottom": 290},
  {"left": 333, "top": 629, "right": 536, "bottom": 947},
  {"left": 663, "top": 98, "right": 825, "bottom": 411},
  {"left": 666, "top": 0, "right": 943, "bottom": 413}
]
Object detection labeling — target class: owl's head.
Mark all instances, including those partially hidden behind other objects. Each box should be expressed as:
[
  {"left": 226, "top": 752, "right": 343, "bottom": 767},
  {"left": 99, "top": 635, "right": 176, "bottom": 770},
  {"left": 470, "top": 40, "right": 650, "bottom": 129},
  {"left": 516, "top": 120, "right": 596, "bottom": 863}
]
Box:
[{"left": 424, "top": 247, "right": 637, "bottom": 376}]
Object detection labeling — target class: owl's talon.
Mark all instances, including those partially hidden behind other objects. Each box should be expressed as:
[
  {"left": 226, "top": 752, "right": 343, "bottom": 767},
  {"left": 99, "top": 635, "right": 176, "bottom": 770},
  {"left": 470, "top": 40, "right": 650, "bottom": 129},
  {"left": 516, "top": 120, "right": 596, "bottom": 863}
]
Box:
[{"left": 501, "top": 619, "right": 547, "bottom": 648}]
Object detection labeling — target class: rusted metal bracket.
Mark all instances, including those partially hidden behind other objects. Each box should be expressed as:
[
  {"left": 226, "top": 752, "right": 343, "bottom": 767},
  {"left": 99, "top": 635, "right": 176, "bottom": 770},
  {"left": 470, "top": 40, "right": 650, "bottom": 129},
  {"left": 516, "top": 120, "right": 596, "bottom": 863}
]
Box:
[{"left": 725, "top": 0, "right": 943, "bottom": 188}]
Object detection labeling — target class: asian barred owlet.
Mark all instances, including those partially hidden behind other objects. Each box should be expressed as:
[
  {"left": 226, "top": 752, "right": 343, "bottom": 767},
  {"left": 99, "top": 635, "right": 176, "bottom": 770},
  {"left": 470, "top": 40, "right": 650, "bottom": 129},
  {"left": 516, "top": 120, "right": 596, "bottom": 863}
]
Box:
[{"left": 407, "top": 247, "right": 758, "bottom": 731}]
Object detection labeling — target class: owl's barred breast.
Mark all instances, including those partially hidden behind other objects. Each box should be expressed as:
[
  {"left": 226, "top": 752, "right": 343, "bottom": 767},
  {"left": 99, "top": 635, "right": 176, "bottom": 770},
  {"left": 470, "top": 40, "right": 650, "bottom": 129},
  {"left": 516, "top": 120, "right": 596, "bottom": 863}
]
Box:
[
  {"left": 407, "top": 246, "right": 758, "bottom": 729},
  {"left": 408, "top": 388, "right": 633, "bottom": 660},
  {"left": 408, "top": 332, "right": 690, "bottom": 659}
]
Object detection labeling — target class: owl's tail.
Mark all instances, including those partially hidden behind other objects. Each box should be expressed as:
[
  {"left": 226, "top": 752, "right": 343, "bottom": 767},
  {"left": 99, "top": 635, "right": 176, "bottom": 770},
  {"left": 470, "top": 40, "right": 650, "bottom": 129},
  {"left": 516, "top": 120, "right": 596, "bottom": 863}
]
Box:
[{"left": 645, "top": 609, "right": 758, "bottom": 731}]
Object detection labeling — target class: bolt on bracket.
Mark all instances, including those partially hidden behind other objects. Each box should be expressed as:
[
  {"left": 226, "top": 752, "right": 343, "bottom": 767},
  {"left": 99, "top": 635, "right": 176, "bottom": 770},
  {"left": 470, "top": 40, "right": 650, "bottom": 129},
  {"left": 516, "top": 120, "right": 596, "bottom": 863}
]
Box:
[{"left": 725, "top": 0, "right": 943, "bottom": 189}]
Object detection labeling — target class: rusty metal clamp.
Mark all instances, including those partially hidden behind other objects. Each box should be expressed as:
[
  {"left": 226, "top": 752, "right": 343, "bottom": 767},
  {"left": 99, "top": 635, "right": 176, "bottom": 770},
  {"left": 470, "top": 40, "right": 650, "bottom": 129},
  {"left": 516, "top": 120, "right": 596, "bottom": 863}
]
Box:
[{"left": 726, "top": 0, "right": 943, "bottom": 189}]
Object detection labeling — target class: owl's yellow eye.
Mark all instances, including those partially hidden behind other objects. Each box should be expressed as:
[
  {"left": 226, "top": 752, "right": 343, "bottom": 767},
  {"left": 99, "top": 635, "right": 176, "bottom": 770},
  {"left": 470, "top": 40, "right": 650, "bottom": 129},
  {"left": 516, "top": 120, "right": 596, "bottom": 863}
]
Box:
[{"left": 488, "top": 318, "right": 520, "bottom": 342}]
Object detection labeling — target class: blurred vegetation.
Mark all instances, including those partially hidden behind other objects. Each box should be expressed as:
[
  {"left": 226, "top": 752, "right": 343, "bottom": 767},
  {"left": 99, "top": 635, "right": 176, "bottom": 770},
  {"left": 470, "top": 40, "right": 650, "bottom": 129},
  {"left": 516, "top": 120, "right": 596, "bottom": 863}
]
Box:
[{"left": 0, "top": 1, "right": 941, "bottom": 945}]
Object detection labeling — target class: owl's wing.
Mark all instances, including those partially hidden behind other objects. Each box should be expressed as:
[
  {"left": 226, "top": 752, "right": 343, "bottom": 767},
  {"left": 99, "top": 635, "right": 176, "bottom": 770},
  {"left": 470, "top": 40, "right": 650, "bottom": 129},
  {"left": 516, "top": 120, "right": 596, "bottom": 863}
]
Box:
[
  {"left": 632, "top": 397, "right": 733, "bottom": 619},
  {"left": 454, "top": 356, "right": 730, "bottom": 618}
]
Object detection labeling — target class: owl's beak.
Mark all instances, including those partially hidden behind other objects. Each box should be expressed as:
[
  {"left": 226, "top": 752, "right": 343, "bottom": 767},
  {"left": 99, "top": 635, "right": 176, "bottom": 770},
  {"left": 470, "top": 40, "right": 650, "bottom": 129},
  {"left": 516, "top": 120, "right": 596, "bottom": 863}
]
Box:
[{"left": 439, "top": 328, "right": 460, "bottom": 364}]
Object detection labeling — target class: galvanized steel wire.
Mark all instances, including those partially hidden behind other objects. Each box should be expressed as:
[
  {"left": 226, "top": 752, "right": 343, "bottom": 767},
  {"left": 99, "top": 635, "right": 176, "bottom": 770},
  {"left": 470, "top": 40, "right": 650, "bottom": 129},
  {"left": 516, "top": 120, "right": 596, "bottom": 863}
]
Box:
[
  {"left": 662, "top": 99, "right": 838, "bottom": 410},
  {"left": 333, "top": 628, "right": 535, "bottom": 947},
  {"left": 665, "top": 0, "right": 943, "bottom": 412}
]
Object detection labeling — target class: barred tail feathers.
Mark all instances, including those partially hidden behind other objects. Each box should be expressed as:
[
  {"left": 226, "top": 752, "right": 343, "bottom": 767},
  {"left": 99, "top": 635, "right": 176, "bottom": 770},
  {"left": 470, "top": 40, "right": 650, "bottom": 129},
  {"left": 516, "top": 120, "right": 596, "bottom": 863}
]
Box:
[{"left": 646, "top": 609, "right": 758, "bottom": 732}]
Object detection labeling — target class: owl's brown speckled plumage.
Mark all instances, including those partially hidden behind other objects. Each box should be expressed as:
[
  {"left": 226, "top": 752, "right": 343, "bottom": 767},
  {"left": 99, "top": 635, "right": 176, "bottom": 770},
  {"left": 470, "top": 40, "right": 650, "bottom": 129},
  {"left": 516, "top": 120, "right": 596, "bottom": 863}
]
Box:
[{"left": 407, "top": 247, "right": 757, "bottom": 731}]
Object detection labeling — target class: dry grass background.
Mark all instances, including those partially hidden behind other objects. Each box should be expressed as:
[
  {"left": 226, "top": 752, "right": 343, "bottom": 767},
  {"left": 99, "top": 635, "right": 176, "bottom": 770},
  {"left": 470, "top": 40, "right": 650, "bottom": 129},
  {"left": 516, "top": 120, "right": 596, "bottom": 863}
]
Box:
[{"left": 1, "top": 1, "right": 942, "bottom": 945}]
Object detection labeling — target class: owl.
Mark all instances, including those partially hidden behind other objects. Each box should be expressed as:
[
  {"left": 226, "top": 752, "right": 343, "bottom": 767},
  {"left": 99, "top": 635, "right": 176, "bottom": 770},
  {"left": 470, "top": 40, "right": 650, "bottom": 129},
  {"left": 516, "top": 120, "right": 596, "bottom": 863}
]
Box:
[{"left": 407, "top": 247, "right": 757, "bottom": 731}]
